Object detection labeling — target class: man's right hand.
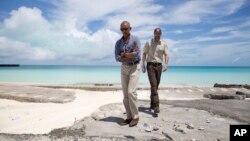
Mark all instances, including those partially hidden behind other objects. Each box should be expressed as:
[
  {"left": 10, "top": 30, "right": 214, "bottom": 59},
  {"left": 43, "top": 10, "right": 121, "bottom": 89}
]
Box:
[
  {"left": 120, "top": 53, "right": 129, "bottom": 61},
  {"left": 142, "top": 64, "right": 146, "bottom": 73}
]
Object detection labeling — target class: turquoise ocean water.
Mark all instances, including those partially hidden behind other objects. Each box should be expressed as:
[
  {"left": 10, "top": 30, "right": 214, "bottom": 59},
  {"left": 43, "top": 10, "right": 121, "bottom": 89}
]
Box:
[{"left": 0, "top": 65, "right": 250, "bottom": 86}]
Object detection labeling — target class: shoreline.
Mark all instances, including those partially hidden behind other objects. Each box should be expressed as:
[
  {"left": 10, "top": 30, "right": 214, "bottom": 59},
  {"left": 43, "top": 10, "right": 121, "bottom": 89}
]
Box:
[{"left": 0, "top": 81, "right": 215, "bottom": 88}]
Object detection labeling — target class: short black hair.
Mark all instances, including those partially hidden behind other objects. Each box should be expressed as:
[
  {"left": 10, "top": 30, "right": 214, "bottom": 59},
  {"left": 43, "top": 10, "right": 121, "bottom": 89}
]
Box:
[
  {"left": 154, "top": 28, "right": 162, "bottom": 34},
  {"left": 121, "top": 21, "right": 130, "bottom": 27}
]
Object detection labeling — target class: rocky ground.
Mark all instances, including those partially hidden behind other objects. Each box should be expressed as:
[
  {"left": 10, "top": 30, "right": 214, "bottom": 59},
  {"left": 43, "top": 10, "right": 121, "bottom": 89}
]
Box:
[
  {"left": 0, "top": 99, "right": 249, "bottom": 141},
  {"left": 0, "top": 84, "right": 249, "bottom": 141}
]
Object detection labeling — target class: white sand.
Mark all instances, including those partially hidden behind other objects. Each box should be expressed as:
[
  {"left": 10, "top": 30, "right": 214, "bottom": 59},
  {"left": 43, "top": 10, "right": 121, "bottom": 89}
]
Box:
[
  {"left": 0, "top": 89, "right": 123, "bottom": 134},
  {"left": 0, "top": 89, "right": 153, "bottom": 134}
]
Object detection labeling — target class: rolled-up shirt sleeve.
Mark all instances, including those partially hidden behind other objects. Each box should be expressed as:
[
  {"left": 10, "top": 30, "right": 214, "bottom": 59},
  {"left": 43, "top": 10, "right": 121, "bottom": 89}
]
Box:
[
  {"left": 164, "top": 42, "right": 169, "bottom": 55},
  {"left": 143, "top": 41, "right": 150, "bottom": 54},
  {"left": 133, "top": 37, "right": 141, "bottom": 59},
  {"left": 115, "top": 41, "right": 121, "bottom": 62}
]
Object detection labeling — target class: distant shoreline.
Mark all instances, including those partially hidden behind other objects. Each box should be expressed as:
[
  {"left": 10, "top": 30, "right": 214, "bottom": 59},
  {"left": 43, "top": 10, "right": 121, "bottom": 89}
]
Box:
[
  {"left": 0, "top": 64, "right": 19, "bottom": 67},
  {"left": 3, "top": 64, "right": 250, "bottom": 68}
]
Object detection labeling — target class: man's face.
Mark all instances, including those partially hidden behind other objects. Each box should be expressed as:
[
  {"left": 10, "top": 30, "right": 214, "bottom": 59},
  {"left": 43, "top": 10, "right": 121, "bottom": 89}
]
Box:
[
  {"left": 120, "top": 23, "right": 131, "bottom": 36},
  {"left": 154, "top": 31, "right": 161, "bottom": 41}
]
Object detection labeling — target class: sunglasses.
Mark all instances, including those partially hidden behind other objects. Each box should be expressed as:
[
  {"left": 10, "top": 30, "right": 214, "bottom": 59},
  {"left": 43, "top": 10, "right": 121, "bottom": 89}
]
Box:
[{"left": 120, "top": 28, "right": 129, "bottom": 31}]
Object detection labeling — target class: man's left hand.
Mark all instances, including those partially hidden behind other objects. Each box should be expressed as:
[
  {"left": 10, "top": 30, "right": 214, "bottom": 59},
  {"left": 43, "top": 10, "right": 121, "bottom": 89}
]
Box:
[
  {"left": 162, "top": 65, "right": 168, "bottom": 72},
  {"left": 124, "top": 52, "right": 135, "bottom": 58}
]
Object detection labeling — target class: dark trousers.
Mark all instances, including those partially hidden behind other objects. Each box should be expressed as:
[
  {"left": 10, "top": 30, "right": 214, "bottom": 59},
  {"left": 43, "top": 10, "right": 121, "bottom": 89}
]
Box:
[{"left": 147, "top": 62, "right": 162, "bottom": 108}]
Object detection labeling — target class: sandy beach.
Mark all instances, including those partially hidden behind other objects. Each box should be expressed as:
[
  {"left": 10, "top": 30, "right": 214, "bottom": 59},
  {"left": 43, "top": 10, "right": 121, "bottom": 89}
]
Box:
[{"left": 0, "top": 83, "right": 249, "bottom": 141}]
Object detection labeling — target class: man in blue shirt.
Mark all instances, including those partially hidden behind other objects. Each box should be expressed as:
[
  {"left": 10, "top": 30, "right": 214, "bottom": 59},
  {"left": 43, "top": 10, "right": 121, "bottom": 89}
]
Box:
[{"left": 115, "top": 21, "right": 141, "bottom": 127}]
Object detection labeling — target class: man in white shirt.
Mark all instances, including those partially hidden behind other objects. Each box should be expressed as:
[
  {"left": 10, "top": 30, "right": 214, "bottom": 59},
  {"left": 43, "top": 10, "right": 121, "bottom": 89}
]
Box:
[{"left": 142, "top": 28, "right": 169, "bottom": 116}]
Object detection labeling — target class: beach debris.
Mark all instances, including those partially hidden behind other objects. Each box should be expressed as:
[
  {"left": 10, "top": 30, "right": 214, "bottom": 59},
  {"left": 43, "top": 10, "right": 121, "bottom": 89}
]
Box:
[
  {"left": 198, "top": 127, "right": 205, "bottom": 131},
  {"left": 204, "top": 93, "right": 245, "bottom": 100},
  {"left": 180, "top": 139, "right": 196, "bottom": 141},
  {"left": 236, "top": 91, "right": 250, "bottom": 98},
  {"left": 153, "top": 136, "right": 168, "bottom": 141},
  {"left": 153, "top": 126, "right": 159, "bottom": 131},
  {"left": 143, "top": 123, "right": 153, "bottom": 132},
  {"left": 94, "top": 83, "right": 113, "bottom": 86},
  {"left": 206, "top": 119, "right": 211, "bottom": 123},
  {"left": 91, "top": 112, "right": 105, "bottom": 120},
  {"left": 235, "top": 91, "right": 245, "bottom": 95},
  {"left": 173, "top": 126, "right": 186, "bottom": 134},
  {"left": 10, "top": 116, "right": 20, "bottom": 121},
  {"left": 185, "top": 123, "right": 195, "bottom": 129},
  {"left": 214, "top": 83, "right": 250, "bottom": 89},
  {"left": 162, "top": 131, "right": 173, "bottom": 140},
  {"left": 173, "top": 123, "right": 180, "bottom": 128}
]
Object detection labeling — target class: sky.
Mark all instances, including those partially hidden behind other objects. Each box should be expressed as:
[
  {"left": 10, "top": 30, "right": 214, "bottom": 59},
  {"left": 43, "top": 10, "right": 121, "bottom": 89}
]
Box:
[{"left": 0, "top": 0, "right": 250, "bottom": 66}]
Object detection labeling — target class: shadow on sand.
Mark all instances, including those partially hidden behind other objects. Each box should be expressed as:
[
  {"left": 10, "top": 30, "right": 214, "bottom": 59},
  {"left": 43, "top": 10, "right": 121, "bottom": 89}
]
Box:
[
  {"left": 99, "top": 116, "right": 124, "bottom": 125},
  {"left": 138, "top": 106, "right": 153, "bottom": 116}
]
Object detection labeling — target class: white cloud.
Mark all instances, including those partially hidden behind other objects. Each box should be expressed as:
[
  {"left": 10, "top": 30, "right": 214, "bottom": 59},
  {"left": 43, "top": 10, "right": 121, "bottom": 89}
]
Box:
[
  {"left": 211, "top": 19, "right": 250, "bottom": 34},
  {"left": 232, "top": 57, "right": 241, "bottom": 63},
  {"left": 192, "top": 36, "right": 232, "bottom": 42},
  {"left": 191, "top": 27, "right": 250, "bottom": 42},
  {"left": 171, "top": 29, "right": 200, "bottom": 34},
  {"left": 51, "top": 0, "right": 164, "bottom": 32},
  {"left": 173, "top": 30, "right": 184, "bottom": 34},
  {"left": 4, "top": 7, "right": 49, "bottom": 29},
  {"left": 0, "top": 6, "right": 120, "bottom": 64},
  {"left": 165, "top": 0, "right": 246, "bottom": 25},
  {"left": 167, "top": 40, "right": 250, "bottom": 66},
  {"left": 0, "top": 37, "right": 56, "bottom": 61},
  {"left": 0, "top": 0, "right": 248, "bottom": 65},
  {"left": 211, "top": 26, "right": 235, "bottom": 34}
]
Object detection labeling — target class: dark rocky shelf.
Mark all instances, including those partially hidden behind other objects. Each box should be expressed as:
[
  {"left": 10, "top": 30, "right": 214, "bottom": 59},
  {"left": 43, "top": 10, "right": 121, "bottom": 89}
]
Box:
[{"left": 0, "top": 64, "right": 20, "bottom": 67}]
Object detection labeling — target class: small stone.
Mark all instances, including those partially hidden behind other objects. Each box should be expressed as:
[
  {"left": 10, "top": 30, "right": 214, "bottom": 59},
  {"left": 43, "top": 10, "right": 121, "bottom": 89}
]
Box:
[
  {"left": 198, "top": 127, "right": 205, "bottom": 131},
  {"left": 162, "top": 131, "right": 173, "bottom": 140},
  {"left": 152, "top": 136, "right": 166, "bottom": 141},
  {"left": 173, "top": 124, "right": 180, "bottom": 129},
  {"left": 206, "top": 119, "right": 211, "bottom": 123},
  {"left": 145, "top": 128, "right": 152, "bottom": 132},
  {"left": 173, "top": 127, "right": 186, "bottom": 134},
  {"left": 153, "top": 126, "right": 159, "bottom": 131},
  {"left": 91, "top": 112, "right": 105, "bottom": 120},
  {"left": 185, "top": 123, "right": 195, "bottom": 129},
  {"left": 143, "top": 123, "right": 153, "bottom": 132}
]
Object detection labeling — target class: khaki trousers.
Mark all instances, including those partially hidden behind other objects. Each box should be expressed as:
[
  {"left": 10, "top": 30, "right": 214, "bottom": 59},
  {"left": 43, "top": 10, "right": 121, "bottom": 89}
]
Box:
[{"left": 121, "top": 64, "right": 140, "bottom": 119}]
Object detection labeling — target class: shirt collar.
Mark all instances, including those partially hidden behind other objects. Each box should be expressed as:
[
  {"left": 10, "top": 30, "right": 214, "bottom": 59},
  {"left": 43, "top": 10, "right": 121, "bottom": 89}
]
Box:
[{"left": 152, "top": 38, "right": 162, "bottom": 45}]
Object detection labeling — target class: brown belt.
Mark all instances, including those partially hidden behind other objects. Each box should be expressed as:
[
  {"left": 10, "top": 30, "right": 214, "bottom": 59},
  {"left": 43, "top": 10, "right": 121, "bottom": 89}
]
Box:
[{"left": 126, "top": 61, "right": 139, "bottom": 66}]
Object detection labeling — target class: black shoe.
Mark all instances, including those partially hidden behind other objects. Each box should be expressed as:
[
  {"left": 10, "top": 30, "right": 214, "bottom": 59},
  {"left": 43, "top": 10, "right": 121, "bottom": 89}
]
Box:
[
  {"left": 152, "top": 113, "right": 158, "bottom": 117},
  {"left": 129, "top": 118, "right": 139, "bottom": 127},
  {"left": 150, "top": 106, "right": 154, "bottom": 110},
  {"left": 154, "top": 107, "right": 160, "bottom": 114},
  {"left": 120, "top": 119, "right": 132, "bottom": 126}
]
